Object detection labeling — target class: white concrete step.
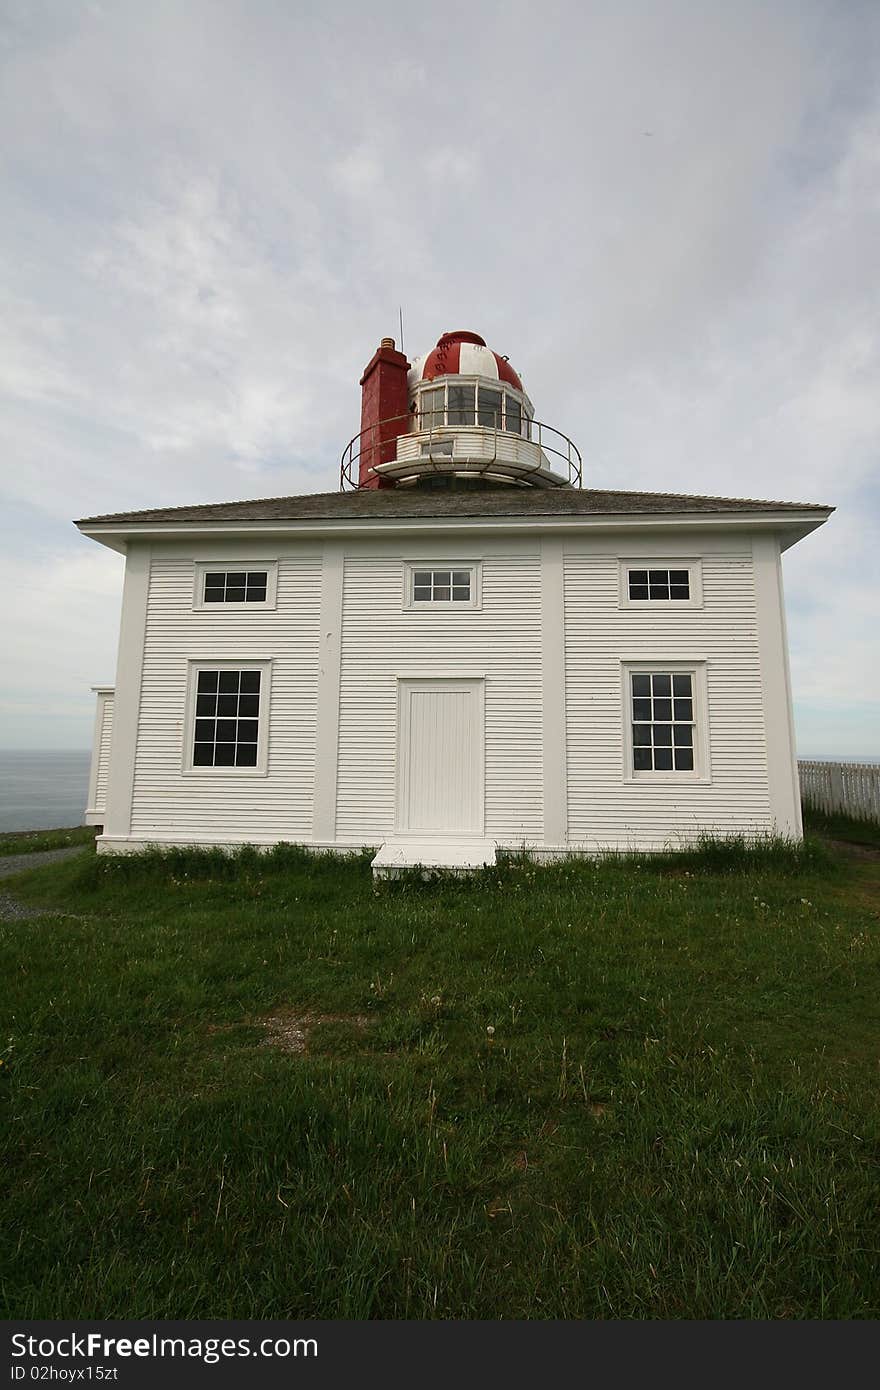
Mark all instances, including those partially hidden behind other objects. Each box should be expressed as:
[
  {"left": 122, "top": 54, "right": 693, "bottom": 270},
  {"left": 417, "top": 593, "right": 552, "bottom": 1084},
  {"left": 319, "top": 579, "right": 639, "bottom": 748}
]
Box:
[{"left": 371, "top": 837, "right": 498, "bottom": 878}]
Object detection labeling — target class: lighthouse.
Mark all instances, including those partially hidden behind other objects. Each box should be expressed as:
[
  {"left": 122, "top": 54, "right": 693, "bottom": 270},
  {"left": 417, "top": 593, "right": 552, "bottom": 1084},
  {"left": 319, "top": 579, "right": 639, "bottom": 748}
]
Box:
[{"left": 342, "top": 329, "right": 582, "bottom": 491}]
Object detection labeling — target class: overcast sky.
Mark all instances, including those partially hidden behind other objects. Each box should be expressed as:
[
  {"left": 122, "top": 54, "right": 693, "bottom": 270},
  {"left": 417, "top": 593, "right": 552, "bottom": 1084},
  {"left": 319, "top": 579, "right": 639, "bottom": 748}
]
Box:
[{"left": 1, "top": 0, "right": 878, "bottom": 754}]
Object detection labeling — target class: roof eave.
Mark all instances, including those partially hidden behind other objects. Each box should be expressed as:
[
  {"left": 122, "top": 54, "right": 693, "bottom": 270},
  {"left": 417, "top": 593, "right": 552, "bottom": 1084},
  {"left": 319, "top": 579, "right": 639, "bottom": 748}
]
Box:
[{"left": 75, "top": 507, "right": 833, "bottom": 554}]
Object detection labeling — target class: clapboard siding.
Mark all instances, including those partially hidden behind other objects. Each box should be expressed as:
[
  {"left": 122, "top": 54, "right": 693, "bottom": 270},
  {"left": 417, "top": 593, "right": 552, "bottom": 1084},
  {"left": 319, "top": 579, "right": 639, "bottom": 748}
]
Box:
[
  {"left": 95, "top": 695, "right": 114, "bottom": 809},
  {"left": 564, "top": 547, "right": 771, "bottom": 848},
  {"left": 336, "top": 553, "right": 543, "bottom": 843},
  {"left": 130, "top": 556, "right": 321, "bottom": 839}
]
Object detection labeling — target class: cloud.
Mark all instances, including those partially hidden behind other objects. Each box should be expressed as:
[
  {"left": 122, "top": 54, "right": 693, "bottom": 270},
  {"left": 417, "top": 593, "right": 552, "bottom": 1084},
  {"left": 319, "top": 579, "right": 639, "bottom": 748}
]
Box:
[{"left": 0, "top": 0, "right": 878, "bottom": 755}]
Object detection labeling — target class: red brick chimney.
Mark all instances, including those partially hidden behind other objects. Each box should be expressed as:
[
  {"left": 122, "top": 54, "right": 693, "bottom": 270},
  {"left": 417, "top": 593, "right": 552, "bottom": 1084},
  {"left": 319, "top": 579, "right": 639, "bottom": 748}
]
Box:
[{"left": 358, "top": 337, "right": 410, "bottom": 489}]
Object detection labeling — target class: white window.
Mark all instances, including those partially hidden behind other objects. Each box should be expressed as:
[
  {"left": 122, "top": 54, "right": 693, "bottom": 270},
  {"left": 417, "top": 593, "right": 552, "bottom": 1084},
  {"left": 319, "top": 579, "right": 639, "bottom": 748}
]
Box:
[
  {"left": 620, "top": 559, "right": 702, "bottom": 608},
  {"left": 184, "top": 661, "right": 271, "bottom": 775},
  {"left": 193, "top": 561, "right": 278, "bottom": 610},
  {"left": 404, "top": 563, "right": 481, "bottom": 609},
  {"left": 622, "top": 662, "right": 710, "bottom": 782},
  {"left": 414, "top": 382, "right": 531, "bottom": 437}
]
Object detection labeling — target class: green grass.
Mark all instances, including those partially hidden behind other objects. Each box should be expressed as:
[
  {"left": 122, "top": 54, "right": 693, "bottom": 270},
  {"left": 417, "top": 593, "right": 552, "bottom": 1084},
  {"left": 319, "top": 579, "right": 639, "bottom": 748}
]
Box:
[
  {"left": 803, "top": 805, "right": 880, "bottom": 849},
  {"left": 0, "top": 824, "right": 96, "bottom": 856},
  {"left": 2, "top": 832, "right": 879, "bottom": 1319}
]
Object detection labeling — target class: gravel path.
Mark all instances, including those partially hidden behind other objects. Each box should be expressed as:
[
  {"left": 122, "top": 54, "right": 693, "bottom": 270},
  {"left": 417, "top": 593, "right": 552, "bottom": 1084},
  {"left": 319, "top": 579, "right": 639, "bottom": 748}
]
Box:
[{"left": 0, "top": 845, "right": 89, "bottom": 920}]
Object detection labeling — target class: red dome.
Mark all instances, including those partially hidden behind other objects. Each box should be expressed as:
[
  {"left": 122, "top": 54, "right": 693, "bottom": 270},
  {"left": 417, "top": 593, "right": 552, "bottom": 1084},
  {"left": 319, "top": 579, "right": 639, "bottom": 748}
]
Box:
[{"left": 413, "top": 330, "right": 523, "bottom": 393}]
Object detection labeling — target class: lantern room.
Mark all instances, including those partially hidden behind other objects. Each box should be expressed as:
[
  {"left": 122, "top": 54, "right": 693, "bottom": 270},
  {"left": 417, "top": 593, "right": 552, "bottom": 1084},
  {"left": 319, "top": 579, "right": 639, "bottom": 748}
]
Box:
[{"left": 341, "top": 330, "right": 582, "bottom": 491}]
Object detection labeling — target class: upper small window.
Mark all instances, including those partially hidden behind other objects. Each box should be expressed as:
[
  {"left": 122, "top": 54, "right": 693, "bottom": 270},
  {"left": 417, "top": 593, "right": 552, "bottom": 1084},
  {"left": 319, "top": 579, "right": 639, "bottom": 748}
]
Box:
[
  {"left": 413, "top": 568, "right": 471, "bottom": 603},
  {"left": 194, "top": 561, "right": 278, "bottom": 610},
  {"left": 620, "top": 560, "right": 701, "bottom": 608},
  {"left": 405, "top": 562, "right": 480, "bottom": 609},
  {"left": 628, "top": 568, "right": 690, "bottom": 602}
]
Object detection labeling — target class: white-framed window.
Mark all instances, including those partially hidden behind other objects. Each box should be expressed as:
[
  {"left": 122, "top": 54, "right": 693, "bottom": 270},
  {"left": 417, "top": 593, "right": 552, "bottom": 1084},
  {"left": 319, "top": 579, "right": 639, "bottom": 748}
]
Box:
[
  {"left": 622, "top": 661, "right": 710, "bottom": 782},
  {"left": 193, "top": 561, "right": 278, "bottom": 610},
  {"left": 183, "top": 660, "right": 271, "bottom": 775},
  {"left": 619, "top": 559, "right": 702, "bottom": 608},
  {"left": 403, "top": 562, "right": 482, "bottom": 609},
  {"left": 414, "top": 381, "right": 531, "bottom": 437}
]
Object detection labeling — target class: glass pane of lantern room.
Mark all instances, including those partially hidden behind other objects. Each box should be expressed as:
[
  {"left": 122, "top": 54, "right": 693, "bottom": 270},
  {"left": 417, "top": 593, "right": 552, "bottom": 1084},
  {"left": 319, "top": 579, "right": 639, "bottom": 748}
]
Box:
[
  {"left": 477, "top": 388, "right": 502, "bottom": 428},
  {"left": 447, "top": 385, "right": 475, "bottom": 426},
  {"left": 505, "top": 395, "right": 522, "bottom": 435},
  {"left": 420, "top": 388, "right": 444, "bottom": 430}
]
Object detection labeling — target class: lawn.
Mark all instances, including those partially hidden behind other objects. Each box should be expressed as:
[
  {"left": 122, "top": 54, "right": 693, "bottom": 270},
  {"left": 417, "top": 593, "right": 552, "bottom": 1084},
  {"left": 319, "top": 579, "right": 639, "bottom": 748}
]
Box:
[{"left": 1, "top": 829, "right": 879, "bottom": 1319}]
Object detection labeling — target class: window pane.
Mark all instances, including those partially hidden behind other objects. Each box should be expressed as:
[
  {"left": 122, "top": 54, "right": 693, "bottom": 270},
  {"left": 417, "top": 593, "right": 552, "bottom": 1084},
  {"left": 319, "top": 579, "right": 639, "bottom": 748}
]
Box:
[
  {"left": 670, "top": 585, "right": 690, "bottom": 600},
  {"left": 224, "top": 587, "right": 246, "bottom": 603},
  {"left": 204, "top": 573, "right": 225, "bottom": 590},
  {"left": 447, "top": 385, "right": 475, "bottom": 425},
  {"left": 433, "top": 571, "right": 452, "bottom": 586},
  {"left": 218, "top": 671, "right": 239, "bottom": 693},
  {"left": 197, "top": 670, "right": 219, "bottom": 693},
  {"left": 674, "top": 747, "right": 694, "bottom": 771},
  {"left": 648, "top": 570, "right": 668, "bottom": 585},
  {"left": 452, "top": 570, "right": 470, "bottom": 587},
  {"left": 196, "top": 693, "right": 216, "bottom": 717},
  {"left": 632, "top": 698, "right": 651, "bottom": 721},
  {"left": 204, "top": 589, "right": 224, "bottom": 603},
  {"left": 652, "top": 674, "right": 671, "bottom": 696},
  {"left": 194, "top": 719, "right": 215, "bottom": 742},
  {"left": 633, "top": 724, "right": 651, "bottom": 746},
  {"left": 669, "top": 571, "right": 689, "bottom": 586},
  {"left": 433, "top": 587, "right": 451, "bottom": 602},
  {"left": 478, "top": 388, "right": 502, "bottom": 428},
  {"left": 654, "top": 747, "right": 673, "bottom": 770},
  {"left": 421, "top": 387, "right": 444, "bottom": 429},
  {"left": 629, "top": 570, "right": 648, "bottom": 586},
  {"left": 673, "top": 698, "right": 693, "bottom": 722},
  {"left": 632, "top": 674, "right": 651, "bottom": 697},
  {"left": 653, "top": 698, "right": 672, "bottom": 721},
  {"left": 452, "top": 587, "right": 470, "bottom": 601},
  {"left": 413, "top": 587, "right": 431, "bottom": 602},
  {"left": 505, "top": 396, "right": 521, "bottom": 435},
  {"left": 193, "top": 743, "right": 214, "bottom": 766},
  {"left": 245, "top": 585, "right": 267, "bottom": 603},
  {"left": 673, "top": 725, "right": 693, "bottom": 747},
  {"left": 216, "top": 719, "right": 237, "bottom": 743},
  {"left": 226, "top": 572, "right": 246, "bottom": 587},
  {"left": 217, "top": 693, "right": 238, "bottom": 718},
  {"left": 239, "top": 671, "right": 261, "bottom": 694},
  {"left": 633, "top": 747, "right": 653, "bottom": 771},
  {"left": 214, "top": 743, "right": 235, "bottom": 766},
  {"left": 629, "top": 585, "right": 649, "bottom": 601},
  {"left": 413, "top": 571, "right": 431, "bottom": 586},
  {"left": 246, "top": 571, "right": 267, "bottom": 586},
  {"left": 236, "top": 744, "right": 258, "bottom": 767},
  {"left": 653, "top": 724, "right": 673, "bottom": 746},
  {"left": 238, "top": 693, "right": 260, "bottom": 719},
  {"left": 649, "top": 583, "right": 669, "bottom": 599},
  {"left": 672, "top": 674, "right": 692, "bottom": 696},
  {"left": 237, "top": 719, "right": 259, "bottom": 744}
]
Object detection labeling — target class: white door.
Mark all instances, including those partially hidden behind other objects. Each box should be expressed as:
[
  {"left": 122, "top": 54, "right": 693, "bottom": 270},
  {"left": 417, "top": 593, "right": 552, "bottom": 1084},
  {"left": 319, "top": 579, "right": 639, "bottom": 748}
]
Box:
[{"left": 396, "top": 679, "right": 484, "bottom": 835}]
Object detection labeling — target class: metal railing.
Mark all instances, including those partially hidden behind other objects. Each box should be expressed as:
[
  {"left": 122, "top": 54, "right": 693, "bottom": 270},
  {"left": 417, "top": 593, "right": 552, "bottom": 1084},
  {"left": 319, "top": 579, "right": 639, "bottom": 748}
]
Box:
[{"left": 341, "top": 413, "right": 582, "bottom": 490}]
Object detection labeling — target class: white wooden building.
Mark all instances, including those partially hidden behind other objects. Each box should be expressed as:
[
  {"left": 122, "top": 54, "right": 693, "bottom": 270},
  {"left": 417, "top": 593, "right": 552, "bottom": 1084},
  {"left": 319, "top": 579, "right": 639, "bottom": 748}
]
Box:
[{"left": 78, "top": 330, "right": 832, "bottom": 871}]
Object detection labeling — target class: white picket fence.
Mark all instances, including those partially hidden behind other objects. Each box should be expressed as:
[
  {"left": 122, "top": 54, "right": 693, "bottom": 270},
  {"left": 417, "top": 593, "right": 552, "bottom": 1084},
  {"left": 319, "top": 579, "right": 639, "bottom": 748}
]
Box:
[{"left": 798, "top": 760, "right": 880, "bottom": 824}]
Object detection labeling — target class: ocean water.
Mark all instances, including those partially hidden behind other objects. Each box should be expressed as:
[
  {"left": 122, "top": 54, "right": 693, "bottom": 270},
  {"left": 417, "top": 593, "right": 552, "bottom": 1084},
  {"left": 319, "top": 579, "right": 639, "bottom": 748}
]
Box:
[{"left": 0, "top": 750, "right": 91, "bottom": 833}]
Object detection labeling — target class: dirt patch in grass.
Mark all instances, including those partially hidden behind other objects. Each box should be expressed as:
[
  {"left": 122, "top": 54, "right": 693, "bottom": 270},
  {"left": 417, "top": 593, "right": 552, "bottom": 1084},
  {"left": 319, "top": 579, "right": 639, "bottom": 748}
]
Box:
[{"left": 260, "top": 1008, "right": 369, "bottom": 1055}]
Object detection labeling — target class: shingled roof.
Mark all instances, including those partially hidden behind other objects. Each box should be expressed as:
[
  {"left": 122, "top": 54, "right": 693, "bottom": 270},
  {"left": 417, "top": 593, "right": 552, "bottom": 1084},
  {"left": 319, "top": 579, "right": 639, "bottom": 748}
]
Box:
[{"left": 77, "top": 487, "right": 831, "bottom": 527}]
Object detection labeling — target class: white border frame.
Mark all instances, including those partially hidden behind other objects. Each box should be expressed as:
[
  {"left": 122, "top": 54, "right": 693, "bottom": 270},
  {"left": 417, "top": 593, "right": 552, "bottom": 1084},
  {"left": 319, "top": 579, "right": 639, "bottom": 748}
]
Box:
[
  {"left": 182, "top": 659, "right": 272, "bottom": 777},
  {"left": 621, "top": 660, "right": 711, "bottom": 785},
  {"left": 403, "top": 560, "right": 482, "bottom": 611},
  {"left": 619, "top": 557, "right": 703, "bottom": 609},
  {"left": 193, "top": 560, "right": 278, "bottom": 611},
  {"left": 394, "top": 677, "right": 486, "bottom": 836}
]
